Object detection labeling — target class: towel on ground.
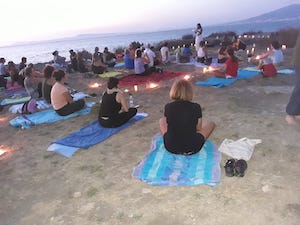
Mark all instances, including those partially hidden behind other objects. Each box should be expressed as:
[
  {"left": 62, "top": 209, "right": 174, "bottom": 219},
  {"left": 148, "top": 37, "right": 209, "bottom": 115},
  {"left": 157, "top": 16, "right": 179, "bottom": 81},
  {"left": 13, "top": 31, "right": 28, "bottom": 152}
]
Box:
[
  {"left": 1, "top": 96, "right": 31, "bottom": 106},
  {"left": 99, "top": 71, "right": 123, "bottom": 78},
  {"left": 10, "top": 102, "right": 95, "bottom": 129},
  {"left": 195, "top": 69, "right": 260, "bottom": 88},
  {"left": 8, "top": 99, "right": 52, "bottom": 114},
  {"left": 132, "top": 134, "right": 221, "bottom": 186},
  {"left": 48, "top": 112, "right": 148, "bottom": 157},
  {"left": 114, "top": 62, "right": 125, "bottom": 68},
  {"left": 118, "top": 70, "right": 185, "bottom": 86}
]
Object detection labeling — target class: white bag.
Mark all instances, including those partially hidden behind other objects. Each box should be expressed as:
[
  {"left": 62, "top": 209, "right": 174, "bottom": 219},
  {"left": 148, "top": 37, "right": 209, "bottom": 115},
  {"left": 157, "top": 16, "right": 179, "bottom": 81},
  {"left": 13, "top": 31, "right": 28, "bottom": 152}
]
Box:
[{"left": 219, "top": 137, "right": 262, "bottom": 161}]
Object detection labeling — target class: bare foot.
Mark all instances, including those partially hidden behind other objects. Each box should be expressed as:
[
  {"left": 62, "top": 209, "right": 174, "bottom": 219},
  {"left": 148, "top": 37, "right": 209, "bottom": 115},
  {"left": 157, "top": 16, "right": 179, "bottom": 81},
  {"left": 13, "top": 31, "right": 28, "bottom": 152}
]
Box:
[{"left": 285, "top": 115, "right": 300, "bottom": 126}]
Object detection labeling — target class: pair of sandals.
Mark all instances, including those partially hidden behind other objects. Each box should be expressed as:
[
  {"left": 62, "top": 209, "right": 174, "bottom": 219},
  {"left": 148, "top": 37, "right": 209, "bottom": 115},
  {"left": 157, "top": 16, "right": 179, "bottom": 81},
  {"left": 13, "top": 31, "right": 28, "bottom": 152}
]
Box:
[{"left": 224, "top": 159, "right": 248, "bottom": 177}]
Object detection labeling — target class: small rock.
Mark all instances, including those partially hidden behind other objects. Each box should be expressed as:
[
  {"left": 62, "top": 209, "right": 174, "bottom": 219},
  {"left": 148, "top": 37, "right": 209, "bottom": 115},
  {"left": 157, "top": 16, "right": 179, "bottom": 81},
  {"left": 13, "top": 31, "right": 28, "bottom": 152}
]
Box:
[
  {"left": 142, "top": 188, "right": 151, "bottom": 194},
  {"left": 262, "top": 185, "right": 270, "bottom": 192},
  {"left": 73, "top": 192, "right": 82, "bottom": 198}
]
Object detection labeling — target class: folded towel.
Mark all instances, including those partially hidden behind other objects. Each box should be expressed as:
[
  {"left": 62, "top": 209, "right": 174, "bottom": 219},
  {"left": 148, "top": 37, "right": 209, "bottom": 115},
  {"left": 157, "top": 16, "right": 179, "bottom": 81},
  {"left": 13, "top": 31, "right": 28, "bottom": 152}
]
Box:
[
  {"left": 48, "top": 113, "right": 148, "bottom": 157},
  {"left": 132, "top": 134, "right": 221, "bottom": 186},
  {"left": 10, "top": 102, "right": 95, "bottom": 129},
  {"left": 1, "top": 96, "right": 31, "bottom": 106}
]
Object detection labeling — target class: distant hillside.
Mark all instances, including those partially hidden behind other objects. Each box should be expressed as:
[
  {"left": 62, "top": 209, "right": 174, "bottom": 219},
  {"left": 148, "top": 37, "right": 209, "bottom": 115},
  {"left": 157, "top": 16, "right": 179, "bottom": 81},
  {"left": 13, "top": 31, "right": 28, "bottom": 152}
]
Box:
[{"left": 227, "top": 4, "right": 300, "bottom": 25}]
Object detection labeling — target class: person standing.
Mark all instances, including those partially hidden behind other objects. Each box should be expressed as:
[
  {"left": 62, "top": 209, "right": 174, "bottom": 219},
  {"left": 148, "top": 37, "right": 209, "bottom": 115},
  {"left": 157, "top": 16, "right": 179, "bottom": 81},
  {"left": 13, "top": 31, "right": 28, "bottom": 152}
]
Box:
[
  {"left": 195, "top": 23, "right": 203, "bottom": 51},
  {"left": 286, "top": 33, "right": 300, "bottom": 126}
]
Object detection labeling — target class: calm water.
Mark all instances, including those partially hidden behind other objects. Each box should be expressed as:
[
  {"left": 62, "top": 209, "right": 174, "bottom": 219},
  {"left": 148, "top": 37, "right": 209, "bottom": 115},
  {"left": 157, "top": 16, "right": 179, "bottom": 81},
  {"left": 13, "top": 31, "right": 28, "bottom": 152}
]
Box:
[{"left": 0, "top": 20, "right": 299, "bottom": 64}]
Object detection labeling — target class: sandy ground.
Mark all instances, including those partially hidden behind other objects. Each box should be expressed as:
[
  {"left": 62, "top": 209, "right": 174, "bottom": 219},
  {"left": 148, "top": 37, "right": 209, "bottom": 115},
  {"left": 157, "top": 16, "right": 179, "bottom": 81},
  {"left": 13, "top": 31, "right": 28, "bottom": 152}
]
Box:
[{"left": 0, "top": 48, "right": 300, "bottom": 225}]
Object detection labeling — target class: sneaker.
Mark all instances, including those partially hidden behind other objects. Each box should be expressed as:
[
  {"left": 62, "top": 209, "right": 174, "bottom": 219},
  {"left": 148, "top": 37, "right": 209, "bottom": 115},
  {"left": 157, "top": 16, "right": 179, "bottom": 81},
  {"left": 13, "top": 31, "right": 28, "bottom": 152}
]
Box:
[
  {"left": 234, "top": 159, "right": 248, "bottom": 177},
  {"left": 224, "top": 159, "right": 236, "bottom": 177}
]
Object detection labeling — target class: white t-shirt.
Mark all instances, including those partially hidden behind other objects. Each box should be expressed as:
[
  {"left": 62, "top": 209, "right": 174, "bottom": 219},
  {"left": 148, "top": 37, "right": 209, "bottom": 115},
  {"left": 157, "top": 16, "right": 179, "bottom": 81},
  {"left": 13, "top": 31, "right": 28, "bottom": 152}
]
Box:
[
  {"left": 160, "top": 46, "right": 169, "bottom": 63},
  {"left": 197, "top": 47, "right": 205, "bottom": 58},
  {"left": 144, "top": 48, "right": 156, "bottom": 67}
]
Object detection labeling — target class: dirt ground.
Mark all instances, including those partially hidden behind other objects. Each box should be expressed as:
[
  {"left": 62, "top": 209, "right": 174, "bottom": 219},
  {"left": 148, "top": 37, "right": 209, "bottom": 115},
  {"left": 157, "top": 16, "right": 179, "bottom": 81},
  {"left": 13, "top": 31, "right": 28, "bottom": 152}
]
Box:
[{"left": 0, "top": 48, "right": 299, "bottom": 225}]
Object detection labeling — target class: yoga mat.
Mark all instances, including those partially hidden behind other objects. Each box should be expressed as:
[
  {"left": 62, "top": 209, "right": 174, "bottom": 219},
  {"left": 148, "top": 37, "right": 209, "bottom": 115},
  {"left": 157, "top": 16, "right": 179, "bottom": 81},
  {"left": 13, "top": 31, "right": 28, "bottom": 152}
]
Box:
[
  {"left": 114, "top": 62, "right": 125, "bottom": 68},
  {"left": 99, "top": 71, "right": 123, "bottom": 78},
  {"left": 1, "top": 96, "right": 31, "bottom": 106},
  {"left": 195, "top": 77, "right": 237, "bottom": 88},
  {"left": 9, "top": 102, "right": 95, "bottom": 129},
  {"left": 118, "top": 70, "right": 185, "bottom": 86},
  {"left": 48, "top": 112, "right": 148, "bottom": 157},
  {"left": 132, "top": 134, "right": 221, "bottom": 186},
  {"left": 195, "top": 69, "right": 260, "bottom": 88}
]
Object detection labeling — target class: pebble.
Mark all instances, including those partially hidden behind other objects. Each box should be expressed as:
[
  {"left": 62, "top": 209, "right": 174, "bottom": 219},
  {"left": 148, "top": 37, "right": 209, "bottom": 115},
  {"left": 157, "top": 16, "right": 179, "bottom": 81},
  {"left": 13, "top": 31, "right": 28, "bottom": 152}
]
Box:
[
  {"left": 262, "top": 185, "right": 270, "bottom": 192},
  {"left": 73, "top": 192, "right": 82, "bottom": 198}
]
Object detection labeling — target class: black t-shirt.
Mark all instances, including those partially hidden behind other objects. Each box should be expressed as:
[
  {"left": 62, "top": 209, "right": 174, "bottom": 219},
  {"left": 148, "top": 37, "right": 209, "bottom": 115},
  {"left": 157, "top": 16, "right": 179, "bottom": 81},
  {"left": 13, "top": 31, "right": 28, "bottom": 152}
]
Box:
[
  {"left": 163, "top": 100, "right": 205, "bottom": 154},
  {"left": 98, "top": 92, "right": 121, "bottom": 118}
]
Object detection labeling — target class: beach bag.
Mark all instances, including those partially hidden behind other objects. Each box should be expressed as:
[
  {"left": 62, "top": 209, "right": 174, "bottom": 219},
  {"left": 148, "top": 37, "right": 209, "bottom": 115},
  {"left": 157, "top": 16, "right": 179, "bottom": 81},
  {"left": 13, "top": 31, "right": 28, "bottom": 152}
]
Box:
[
  {"left": 262, "top": 63, "right": 277, "bottom": 77},
  {"left": 219, "top": 137, "right": 262, "bottom": 161},
  {"left": 22, "top": 99, "right": 38, "bottom": 114}
]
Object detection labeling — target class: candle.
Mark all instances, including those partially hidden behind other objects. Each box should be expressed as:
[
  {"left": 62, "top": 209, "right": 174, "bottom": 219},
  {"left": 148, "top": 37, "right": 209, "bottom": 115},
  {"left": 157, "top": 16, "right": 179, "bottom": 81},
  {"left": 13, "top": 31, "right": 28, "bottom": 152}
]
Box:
[
  {"left": 267, "top": 47, "right": 270, "bottom": 51},
  {"left": 147, "top": 82, "right": 158, "bottom": 89},
  {"left": 90, "top": 82, "right": 101, "bottom": 88},
  {"left": 0, "top": 149, "right": 6, "bottom": 156},
  {"left": 253, "top": 43, "right": 256, "bottom": 47},
  {"left": 203, "top": 68, "right": 207, "bottom": 73},
  {"left": 251, "top": 47, "right": 255, "bottom": 53},
  {"left": 134, "top": 85, "right": 138, "bottom": 92},
  {"left": 124, "top": 89, "right": 129, "bottom": 93},
  {"left": 183, "top": 74, "right": 191, "bottom": 80},
  {"left": 281, "top": 44, "right": 287, "bottom": 50},
  {"left": 246, "top": 50, "right": 249, "bottom": 55},
  {"left": 256, "top": 56, "right": 260, "bottom": 60}
]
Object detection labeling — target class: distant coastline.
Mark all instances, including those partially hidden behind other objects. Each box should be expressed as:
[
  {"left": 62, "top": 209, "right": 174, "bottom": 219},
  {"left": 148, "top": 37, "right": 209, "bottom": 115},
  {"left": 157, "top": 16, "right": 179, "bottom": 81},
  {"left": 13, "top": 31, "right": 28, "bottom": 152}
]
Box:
[{"left": 0, "top": 20, "right": 299, "bottom": 64}]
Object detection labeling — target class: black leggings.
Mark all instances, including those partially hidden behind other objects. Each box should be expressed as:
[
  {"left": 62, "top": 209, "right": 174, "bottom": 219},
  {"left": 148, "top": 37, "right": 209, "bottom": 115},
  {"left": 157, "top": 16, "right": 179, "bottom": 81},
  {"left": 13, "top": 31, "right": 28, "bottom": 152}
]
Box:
[
  {"left": 56, "top": 99, "right": 85, "bottom": 116},
  {"left": 99, "top": 108, "right": 137, "bottom": 128}
]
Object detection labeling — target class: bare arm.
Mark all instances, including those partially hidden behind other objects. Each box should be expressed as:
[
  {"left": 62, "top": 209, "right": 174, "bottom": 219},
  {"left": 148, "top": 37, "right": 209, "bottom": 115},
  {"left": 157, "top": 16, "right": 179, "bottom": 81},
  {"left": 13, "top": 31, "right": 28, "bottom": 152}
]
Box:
[
  {"left": 63, "top": 91, "right": 73, "bottom": 104},
  {"left": 116, "top": 92, "right": 129, "bottom": 112}
]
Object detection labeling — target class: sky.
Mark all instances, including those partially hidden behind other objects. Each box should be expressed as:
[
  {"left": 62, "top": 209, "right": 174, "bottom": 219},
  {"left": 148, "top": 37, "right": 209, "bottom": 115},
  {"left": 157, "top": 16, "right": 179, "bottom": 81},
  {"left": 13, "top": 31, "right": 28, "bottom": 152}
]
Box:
[{"left": 0, "top": 0, "right": 299, "bottom": 47}]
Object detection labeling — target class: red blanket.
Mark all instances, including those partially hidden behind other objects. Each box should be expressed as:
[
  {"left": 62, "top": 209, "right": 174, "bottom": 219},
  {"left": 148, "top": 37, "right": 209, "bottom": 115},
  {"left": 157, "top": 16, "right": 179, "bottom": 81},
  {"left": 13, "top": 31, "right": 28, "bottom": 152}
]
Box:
[{"left": 118, "top": 70, "right": 186, "bottom": 86}]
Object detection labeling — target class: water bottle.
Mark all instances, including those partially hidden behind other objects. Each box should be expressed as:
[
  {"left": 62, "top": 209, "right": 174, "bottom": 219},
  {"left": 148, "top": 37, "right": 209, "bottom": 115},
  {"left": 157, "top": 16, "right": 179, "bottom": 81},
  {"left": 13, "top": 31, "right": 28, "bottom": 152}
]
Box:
[{"left": 129, "top": 93, "right": 134, "bottom": 107}]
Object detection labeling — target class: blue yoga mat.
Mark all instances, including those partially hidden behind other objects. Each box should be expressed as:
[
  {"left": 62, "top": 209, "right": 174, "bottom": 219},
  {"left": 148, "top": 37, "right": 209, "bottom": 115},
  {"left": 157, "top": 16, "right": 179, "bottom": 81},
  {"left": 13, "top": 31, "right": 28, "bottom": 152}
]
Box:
[
  {"left": 195, "top": 77, "right": 237, "bottom": 88},
  {"left": 132, "top": 134, "right": 221, "bottom": 186},
  {"left": 48, "top": 113, "right": 148, "bottom": 157},
  {"left": 10, "top": 102, "right": 95, "bottom": 129},
  {"left": 195, "top": 69, "right": 260, "bottom": 88}
]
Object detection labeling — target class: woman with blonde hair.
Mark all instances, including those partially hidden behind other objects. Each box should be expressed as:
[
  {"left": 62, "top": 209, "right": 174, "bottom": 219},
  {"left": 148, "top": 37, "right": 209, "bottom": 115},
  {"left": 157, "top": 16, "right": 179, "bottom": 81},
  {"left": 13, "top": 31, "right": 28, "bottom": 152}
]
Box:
[{"left": 159, "top": 79, "right": 215, "bottom": 155}]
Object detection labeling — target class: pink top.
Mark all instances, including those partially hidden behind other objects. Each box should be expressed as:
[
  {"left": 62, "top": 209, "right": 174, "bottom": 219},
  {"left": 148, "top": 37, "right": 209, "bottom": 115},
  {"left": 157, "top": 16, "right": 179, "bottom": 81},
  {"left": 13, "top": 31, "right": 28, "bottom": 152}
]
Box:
[{"left": 51, "top": 82, "right": 69, "bottom": 110}]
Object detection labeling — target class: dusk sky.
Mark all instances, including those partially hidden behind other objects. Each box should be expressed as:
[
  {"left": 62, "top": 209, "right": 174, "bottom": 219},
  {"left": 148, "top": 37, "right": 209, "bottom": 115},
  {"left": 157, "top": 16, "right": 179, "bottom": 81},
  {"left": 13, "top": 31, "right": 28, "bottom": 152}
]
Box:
[{"left": 1, "top": 0, "right": 299, "bottom": 47}]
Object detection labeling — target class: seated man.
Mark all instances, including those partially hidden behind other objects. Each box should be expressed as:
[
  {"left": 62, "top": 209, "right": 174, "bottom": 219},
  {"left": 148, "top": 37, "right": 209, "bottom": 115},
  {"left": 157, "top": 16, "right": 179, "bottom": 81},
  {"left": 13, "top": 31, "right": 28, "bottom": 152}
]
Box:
[{"left": 52, "top": 50, "right": 66, "bottom": 68}]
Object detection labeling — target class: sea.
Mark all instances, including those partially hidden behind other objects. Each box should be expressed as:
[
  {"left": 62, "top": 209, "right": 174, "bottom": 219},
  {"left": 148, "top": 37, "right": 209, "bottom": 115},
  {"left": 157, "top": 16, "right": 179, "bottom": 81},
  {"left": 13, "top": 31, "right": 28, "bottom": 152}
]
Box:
[{"left": 0, "top": 20, "right": 299, "bottom": 64}]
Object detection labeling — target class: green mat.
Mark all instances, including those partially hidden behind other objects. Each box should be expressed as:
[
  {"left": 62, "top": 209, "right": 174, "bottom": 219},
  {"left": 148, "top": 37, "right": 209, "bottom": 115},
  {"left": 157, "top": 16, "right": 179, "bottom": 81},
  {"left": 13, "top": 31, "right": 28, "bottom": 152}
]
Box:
[{"left": 99, "top": 71, "right": 123, "bottom": 78}]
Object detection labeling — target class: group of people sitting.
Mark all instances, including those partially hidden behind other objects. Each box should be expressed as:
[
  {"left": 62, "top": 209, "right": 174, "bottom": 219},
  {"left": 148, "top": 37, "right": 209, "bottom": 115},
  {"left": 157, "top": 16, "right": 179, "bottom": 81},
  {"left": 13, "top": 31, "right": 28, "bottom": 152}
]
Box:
[
  {"left": 123, "top": 43, "right": 163, "bottom": 75},
  {"left": 99, "top": 76, "right": 215, "bottom": 155}
]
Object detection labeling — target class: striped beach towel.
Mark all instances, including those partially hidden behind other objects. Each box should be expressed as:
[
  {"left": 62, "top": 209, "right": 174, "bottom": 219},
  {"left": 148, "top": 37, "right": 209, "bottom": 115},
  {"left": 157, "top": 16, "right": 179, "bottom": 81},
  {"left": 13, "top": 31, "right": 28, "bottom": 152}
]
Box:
[{"left": 132, "top": 134, "right": 221, "bottom": 186}]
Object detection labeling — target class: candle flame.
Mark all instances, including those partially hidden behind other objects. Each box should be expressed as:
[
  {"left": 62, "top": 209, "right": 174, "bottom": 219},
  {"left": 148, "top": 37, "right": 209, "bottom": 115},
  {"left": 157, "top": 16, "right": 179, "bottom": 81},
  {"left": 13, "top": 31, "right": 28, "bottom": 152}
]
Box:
[
  {"left": 281, "top": 44, "right": 287, "bottom": 50},
  {"left": 148, "top": 83, "right": 158, "bottom": 89},
  {"left": 256, "top": 56, "right": 260, "bottom": 60},
  {"left": 90, "top": 83, "right": 101, "bottom": 88},
  {"left": 134, "top": 85, "right": 138, "bottom": 92},
  {"left": 124, "top": 89, "right": 129, "bottom": 93},
  {"left": 183, "top": 75, "right": 191, "bottom": 80}
]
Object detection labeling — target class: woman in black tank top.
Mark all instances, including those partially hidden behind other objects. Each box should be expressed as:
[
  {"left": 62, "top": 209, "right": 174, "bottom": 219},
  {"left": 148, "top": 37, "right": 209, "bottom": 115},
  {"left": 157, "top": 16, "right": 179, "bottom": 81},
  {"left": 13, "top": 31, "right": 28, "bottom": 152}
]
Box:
[{"left": 98, "top": 77, "right": 137, "bottom": 128}]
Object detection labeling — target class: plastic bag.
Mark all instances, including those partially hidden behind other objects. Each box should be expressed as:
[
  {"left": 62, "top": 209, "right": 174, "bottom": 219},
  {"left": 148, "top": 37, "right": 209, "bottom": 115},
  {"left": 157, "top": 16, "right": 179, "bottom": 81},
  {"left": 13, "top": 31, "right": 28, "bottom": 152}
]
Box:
[{"left": 219, "top": 137, "right": 262, "bottom": 161}]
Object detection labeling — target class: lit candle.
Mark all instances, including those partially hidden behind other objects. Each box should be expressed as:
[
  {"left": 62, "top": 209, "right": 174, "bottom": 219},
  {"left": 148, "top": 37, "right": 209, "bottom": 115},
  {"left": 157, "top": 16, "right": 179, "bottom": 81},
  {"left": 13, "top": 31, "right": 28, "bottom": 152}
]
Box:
[
  {"left": 256, "top": 56, "right": 260, "bottom": 60},
  {"left": 147, "top": 82, "right": 158, "bottom": 89},
  {"left": 134, "top": 85, "right": 138, "bottom": 92},
  {"left": 90, "top": 82, "right": 101, "bottom": 88},
  {"left": 253, "top": 43, "right": 256, "bottom": 47},
  {"left": 203, "top": 68, "right": 207, "bottom": 73},
  {"left": 281, "top": 44, "right": 287, "bottom": 50},
  {"left": 183, "top": 74, "right": 191, "bottom": 80},
  {"left": 266, "top": 47, "right": 270, "bottom": 51},
  {"left": 246, "top": 50, "right": 249, "bottom": 55},
  {"left": 0, "top": 149, "right": 6, "bottom": 156},
  {"left": 251, "top": 47, "right": 255, "bottom": 53},
  {"left": 124, "top": 89, "right": 129, "bottom": 93},
  {"left": 172, "top": 46, "right": 175, "bottom": 50}
]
